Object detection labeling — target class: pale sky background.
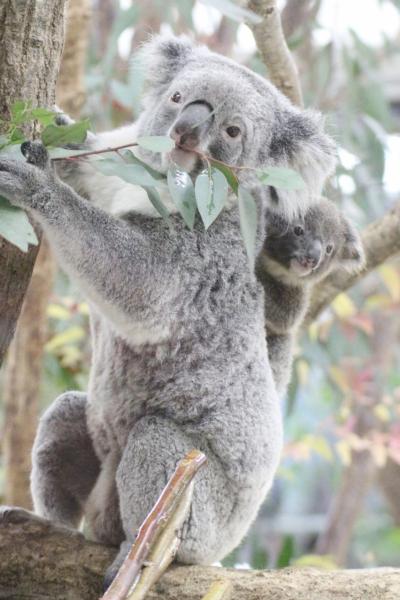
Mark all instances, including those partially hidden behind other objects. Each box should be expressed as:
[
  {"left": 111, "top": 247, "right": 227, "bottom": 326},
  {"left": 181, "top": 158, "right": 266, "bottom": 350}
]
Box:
[{"left": 117, "top": 0, "right": 400, "bottom": 195}]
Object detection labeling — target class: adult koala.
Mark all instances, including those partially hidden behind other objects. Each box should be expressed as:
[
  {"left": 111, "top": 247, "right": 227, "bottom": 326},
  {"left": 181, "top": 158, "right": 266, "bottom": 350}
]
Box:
[{"left": 0, "top": 36, "right": 336, "bottom": 581}]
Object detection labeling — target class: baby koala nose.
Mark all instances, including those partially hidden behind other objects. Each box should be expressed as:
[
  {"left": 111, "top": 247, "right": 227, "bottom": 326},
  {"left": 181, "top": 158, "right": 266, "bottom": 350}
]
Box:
[{"left": 171, "top": 101, "right": 213, "bottom": 150}]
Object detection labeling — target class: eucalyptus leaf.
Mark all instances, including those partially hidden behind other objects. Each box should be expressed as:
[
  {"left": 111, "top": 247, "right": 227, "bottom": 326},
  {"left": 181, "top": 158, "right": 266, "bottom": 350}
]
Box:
[
  {"left": 211, "top": 160, "right": 239, "bottom": 194},
  {"left": 199, "top": 0, "right": 262, "bottom": 24},
  {"left": 10, "top": 100, "right": 31, "bottom": 125},
  {"left": 48, "top": 148, "right": 90, "bottom": 159},
  {"left": 123, "top": 150, "right": 166, "bottom": 180},
  {"left": 41, "top": 119, "right": 91, "bottom": 147},
  {"left": 238, "top": 185, "right": 258, "bottom": 266},
  {"left": 31, "top": 108, "right": 57, "bottom": 127},
  {"left": 195, "top": 168, "right": 228, "bottom": 229},
  {"left": 257, "top": 166, "right": 305, "bottom": 190},
  {"left": 167, "top": 166, "right": 197, "bottom": 230},
  {"left": 143, "top": 186, "right": 170, "bottom": 223},
  {"left": 0, "top": 195, "right": 38, "bottom": 252},
  {"left": 93, "top": 159, "right": 160, "bottom": 187},
  {"left": 137, "top": 136, "right": 175, "bottom": 153}
]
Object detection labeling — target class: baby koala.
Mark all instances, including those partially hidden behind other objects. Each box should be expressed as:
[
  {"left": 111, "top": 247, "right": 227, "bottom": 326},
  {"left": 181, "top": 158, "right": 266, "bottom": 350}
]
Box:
[{"left": 257, "top": 198, "right": 365, "bottom": 396}]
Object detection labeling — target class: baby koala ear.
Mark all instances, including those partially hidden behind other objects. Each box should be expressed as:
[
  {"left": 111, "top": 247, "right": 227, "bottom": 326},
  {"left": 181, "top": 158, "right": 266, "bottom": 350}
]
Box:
[
  {"left": 141, "top": 34, "right": 195, "bottom": 91},
  {"left": 339, "top": 217, "right": 365, "bottom": 272}
]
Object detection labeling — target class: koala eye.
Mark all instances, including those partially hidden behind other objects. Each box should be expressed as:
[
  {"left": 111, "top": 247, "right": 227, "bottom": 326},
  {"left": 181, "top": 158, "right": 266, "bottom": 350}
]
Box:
[
  {"left": 294, "top": 225, "right": 304, "bottom": 236},
  {"left": 326, "top": 244, "right": 334, "bottom": 254},
  {"left": 170, "top": 92, "right": 182, "bottom": 103},
  {"left": 226, "top": 126, "right": 241, "bottom": 138}
]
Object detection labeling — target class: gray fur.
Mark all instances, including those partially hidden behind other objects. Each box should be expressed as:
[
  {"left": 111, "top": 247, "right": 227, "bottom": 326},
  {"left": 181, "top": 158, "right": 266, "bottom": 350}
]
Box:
[
  {"left": 257, "top": 199, "right": 365, "bottom": 396},
  {"left": 0, "top": 35, "right": 337, "bottom": 580}
]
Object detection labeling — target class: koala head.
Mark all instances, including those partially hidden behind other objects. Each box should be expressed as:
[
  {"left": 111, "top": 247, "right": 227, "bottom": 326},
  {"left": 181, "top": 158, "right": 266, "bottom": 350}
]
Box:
[
  {"left": 135, "top": 35, "right": 337, "bottom": 217},
  {"left": 261, "top": 199, "right": 365, "bottom": 285}
]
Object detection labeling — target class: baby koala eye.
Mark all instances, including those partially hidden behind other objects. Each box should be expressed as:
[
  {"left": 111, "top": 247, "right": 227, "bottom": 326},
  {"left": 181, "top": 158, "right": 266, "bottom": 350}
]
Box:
[
  {"left": 326, "top": 244, "right": 334, "bottom": 254},
  {"left": 226, "top": 125, "right": 241, "bottom": 138},
  {"left": 294, "top": 225, "right": 304, "bottom": 236},
  {"left": 170, "top": 91, "right": 182, "bottom": 103}
]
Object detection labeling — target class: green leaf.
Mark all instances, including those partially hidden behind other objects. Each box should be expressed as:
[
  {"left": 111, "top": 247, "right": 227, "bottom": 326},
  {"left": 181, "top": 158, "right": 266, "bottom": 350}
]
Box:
[
  {"left": 31, "top": 107, "right": 57, "bottom": 127},
  {"left": 136, "top": 136, "right": 175, "bottom": 153},
  {"left": 41, "top": 119, "right": 90, "bottom": 147},
  {"left": 167, "top": 166, "right": 197, "bottom": 230},
  {"left": 143, "top": 186, "right": 170, "bottom": 223},
  {"left": 123, "top": 150, "right": 166, "bottom": 180},
  {"left": 48, "top": 147, "right": 89, "bottom": 159},
  {"left": 211, "top": 160, "right": 239, "bottom": 194},
  {"left": 0, "top": 195, "right": 38, "bottom": 252},
  {"left": 195, "top": 168, "right": 228, "bottom": 229},
  {"left": 238, "top": 185, "right": 258, "bottom": 265},
  {"left": 10, "top": 100, "right": 31, "bottom": 125},
  {"left": 199, "top": 0, "right": 262, "bottom": 24},
  {"left": 258, "top": 166, "right": 305, "bottom": 190},
  {"left": 277, "top": 535, "right": 295, "bottom": 569},
  {"left": 93, "top": 158, "right": 160, "bottom": 187},
  {"left": 9, "top": 127, "right": 25, "bottom": 145}
]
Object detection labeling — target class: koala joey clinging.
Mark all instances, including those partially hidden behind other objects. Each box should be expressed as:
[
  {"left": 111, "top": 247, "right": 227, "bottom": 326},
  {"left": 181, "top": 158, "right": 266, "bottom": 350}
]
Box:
[
  {"left": 258, "top": 199, "right": 365, "bottom": 396},
  {"left": 0, "top": 35, "right": 337, "bottom": 583}
]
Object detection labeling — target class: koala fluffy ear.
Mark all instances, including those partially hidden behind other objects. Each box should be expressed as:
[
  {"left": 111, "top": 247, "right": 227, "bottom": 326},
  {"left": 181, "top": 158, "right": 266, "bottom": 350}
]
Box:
[
  {"left": 141, "top": 34, "right": 196, "bottom": 91},
  {"left": 269, "top": 107, "right": 337, "bottom": 216},
  {"left": 339, "top": 218, "right": 365, "bottom": 272}
]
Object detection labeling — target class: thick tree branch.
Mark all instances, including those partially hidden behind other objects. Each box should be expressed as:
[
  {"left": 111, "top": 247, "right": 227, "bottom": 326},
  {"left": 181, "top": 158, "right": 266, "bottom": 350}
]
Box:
[
  {"left": 246, "top": 0, "right": 303, "bottom": 106},
  {"left": 1, "top": 508, "right": 400, "bottom": 600},
  {"left": 306, "top": 199, "right": 400, "bottom": 323}
]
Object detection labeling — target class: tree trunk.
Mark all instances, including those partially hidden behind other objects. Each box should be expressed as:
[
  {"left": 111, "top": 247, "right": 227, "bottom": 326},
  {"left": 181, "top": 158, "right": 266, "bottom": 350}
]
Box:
[
  {"left": 1, "top": 0, "right": 91, "bottom": 508},
  {"left": 0, "top": 0, "right": 67, "bottom": 366},
  {"left": 1, "top": 509, "right": 399, "bottom": 600}
]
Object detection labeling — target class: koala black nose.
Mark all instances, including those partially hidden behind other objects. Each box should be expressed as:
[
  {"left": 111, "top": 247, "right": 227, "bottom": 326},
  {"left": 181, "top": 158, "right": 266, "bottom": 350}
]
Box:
[
  {"left": 171, "top": 101, "right": 213, "bottom": 150},
  {"left": 304, "top": 241, "right": 322, "bottom": 269}
]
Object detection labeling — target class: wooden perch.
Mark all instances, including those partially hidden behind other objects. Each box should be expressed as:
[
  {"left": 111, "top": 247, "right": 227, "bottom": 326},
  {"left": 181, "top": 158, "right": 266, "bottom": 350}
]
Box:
[{"left": 1, "top": 507, "right": 400, "bottom": 600}]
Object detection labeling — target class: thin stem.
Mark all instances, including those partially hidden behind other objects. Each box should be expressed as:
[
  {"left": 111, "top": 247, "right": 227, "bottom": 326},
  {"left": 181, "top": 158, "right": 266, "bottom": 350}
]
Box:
[{"left": 50, "top": 140, "right": 255, "bottom": 174}]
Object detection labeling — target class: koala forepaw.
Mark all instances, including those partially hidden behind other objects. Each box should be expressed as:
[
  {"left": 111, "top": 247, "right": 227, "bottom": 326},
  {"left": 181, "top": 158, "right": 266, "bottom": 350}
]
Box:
[{"left": 21, "top": 141, "right": 49, "bottom": 170}]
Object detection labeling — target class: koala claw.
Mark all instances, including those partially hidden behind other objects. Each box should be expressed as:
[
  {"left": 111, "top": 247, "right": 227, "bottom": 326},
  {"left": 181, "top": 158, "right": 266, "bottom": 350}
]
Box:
[{"left": 21, "top": 140, "right": 50, "bottom": 170}]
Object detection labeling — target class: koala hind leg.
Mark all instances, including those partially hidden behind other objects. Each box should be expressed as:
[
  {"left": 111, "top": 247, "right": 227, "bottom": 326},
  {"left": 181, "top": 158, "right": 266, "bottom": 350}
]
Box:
[
  {"left": 105, "top": 415, "right": 236, "bottom": 587},
  {"left": 31, "top": 391, "right": 100, "bottom": 528}
]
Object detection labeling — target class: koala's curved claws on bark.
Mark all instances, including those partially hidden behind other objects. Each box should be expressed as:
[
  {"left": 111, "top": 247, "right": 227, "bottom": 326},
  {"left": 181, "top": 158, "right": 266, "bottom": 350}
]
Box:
[{"left": 21, "top": 141, "right": 50, "bottom": 170}]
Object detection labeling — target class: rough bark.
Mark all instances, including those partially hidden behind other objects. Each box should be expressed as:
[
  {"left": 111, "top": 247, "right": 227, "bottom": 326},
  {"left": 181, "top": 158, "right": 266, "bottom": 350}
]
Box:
[
  {"left": 2, "top": 238, "right": 55, "bottom": 508},
  {"left": 56, "top": 0, "right": 91, "bottom": 117},
  {"left": 246, "top": 0, "right": 303, "bottom": 106},
  {"left": 1, "top": 509, "right": 400, "bottom": 600},
  {"left": 0, "top": 0, "right": 67, "bottom": 367},
  {"left": 1, "top": 0, "right": 91, "bottom": 509}
]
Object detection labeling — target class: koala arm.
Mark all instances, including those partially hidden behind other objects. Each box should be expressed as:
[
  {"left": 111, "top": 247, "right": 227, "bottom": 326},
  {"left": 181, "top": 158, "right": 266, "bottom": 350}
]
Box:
[
  {"left": 266, "top": 330, "right": 296, "bottom": 398},
  {"left": 0, "top": 146, "right": 179, "bottom": 336},
  {"left": 55, "top": 114, "right": 141, "bottom": 214}
]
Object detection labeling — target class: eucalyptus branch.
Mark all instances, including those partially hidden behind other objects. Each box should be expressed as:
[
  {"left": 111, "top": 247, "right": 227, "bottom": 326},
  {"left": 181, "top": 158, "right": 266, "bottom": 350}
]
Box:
[{"left": 246, "top": 0, "right": 303, "bottom": 106}]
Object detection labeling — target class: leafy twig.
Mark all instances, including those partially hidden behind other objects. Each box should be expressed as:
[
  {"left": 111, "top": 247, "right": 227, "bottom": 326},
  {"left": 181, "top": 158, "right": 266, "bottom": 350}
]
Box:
[{"left": 101, "top": 449, "right": 207, "bottom": 600}]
